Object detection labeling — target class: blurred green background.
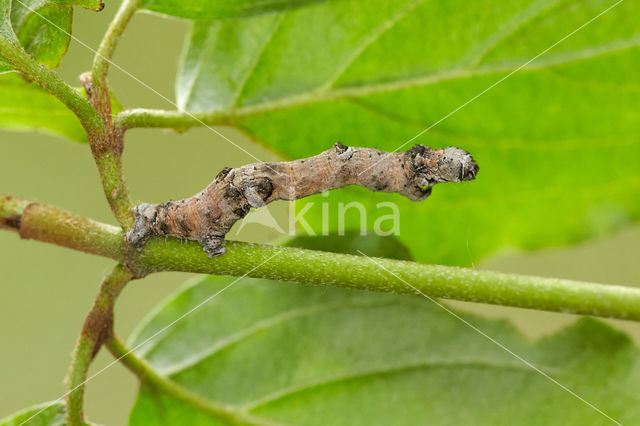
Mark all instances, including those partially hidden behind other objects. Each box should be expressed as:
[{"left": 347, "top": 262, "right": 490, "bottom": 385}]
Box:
[{"left": 1, "top": 4, "right": 639, "bottom": 425}]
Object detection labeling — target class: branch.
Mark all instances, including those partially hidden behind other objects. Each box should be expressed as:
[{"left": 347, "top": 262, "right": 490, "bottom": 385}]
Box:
[
  {"left": 78, "top": 0, "right": 141, "bottom": 229},
  {"left": 91, "top": 0, "right": 141, "bottom": 96},
  {"left": 67, "top": 265, "right": 134, "bottom": 425},
  {"left": 115, "top": 108, "right": 232, "bottom": 132},
  {"left": 105, "top": 335, "right": 272, "bottom": 426},
  {"left": 4, "top": 194, "right": 640, "bottom": 321},
  {"left": 1, "top": 195, "right": 123, "bottom": 258},
  {"left": 81, "top": 118, "right": 134, "bottom": 229}
]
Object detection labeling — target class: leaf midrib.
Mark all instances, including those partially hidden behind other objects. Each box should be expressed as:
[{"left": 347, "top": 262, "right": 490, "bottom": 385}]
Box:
[
  {"left": 144, "top": 299, "right": 421, "bottom": 376},
  {"left": 139, "top": 299, "right": 564, "bottom": 414},
  {"left": 232, "top": 12, "right": 285, "bottom": 107},
  {"left": 319, "top": 0, "right": 427, "bottom": 92},
  {"left": 233, "top": 0, "right": 558, "bottom": 110},
  {"left": 230, "top": 37, "right": 640, "bottom": 120},
  {"left": 462, "top": 0, "right": 566, "bottom": 69},
  {"left": 240, "top": 360, "right": 554, "bottom": 412}
]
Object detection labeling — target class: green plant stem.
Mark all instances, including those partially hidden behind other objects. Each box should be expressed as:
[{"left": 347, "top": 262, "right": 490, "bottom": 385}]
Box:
[
  {"left": 115, "top": 108, "right": 232, "bottom": 132},
  {"left": 0, "top": 37, "right": 103, "bottom": 135},
  {"left": 0, "top": 195, "right": 29, "bottom": 230},
  {"left": 67, "top": 337, "right": 94, "bottom": 426},
  {"left": 4, "top": 194, "right": 640, "bottom": 321},
  {"left": 105, "top": 335, "right": 271, "bottom": 426},
  {"left": 81, "top": 0, "right": 141, "bottom": 229},
  {"left": 67, "top": 265, "right": 134, "bottom": 426},
  {"left": 91, "top": 0, "right": 141, "bottom": 95},
  {"left": 93, "top": 148, "right": 134, "bottom": 228}
]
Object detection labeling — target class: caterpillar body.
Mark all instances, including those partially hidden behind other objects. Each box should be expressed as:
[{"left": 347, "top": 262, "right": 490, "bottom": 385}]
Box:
[{"left": 126, "top": 143, "right": 478, "bottom": 257}]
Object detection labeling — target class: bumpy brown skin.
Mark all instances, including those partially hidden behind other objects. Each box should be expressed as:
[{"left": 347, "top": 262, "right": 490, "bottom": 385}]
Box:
[{"left": 126, "top": 143, "right": 478, "bottom": 257}]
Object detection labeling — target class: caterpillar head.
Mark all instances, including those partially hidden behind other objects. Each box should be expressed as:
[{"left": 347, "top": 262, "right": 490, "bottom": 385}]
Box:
[
  {"left": 435, "top": 146, "right": 478, "bottom": 183},
  {"left": 126, "top": 203, "right": 160, "bottom": 249},
  {"left": 405, "top": 145, "right": 478, "bottom": 201}
]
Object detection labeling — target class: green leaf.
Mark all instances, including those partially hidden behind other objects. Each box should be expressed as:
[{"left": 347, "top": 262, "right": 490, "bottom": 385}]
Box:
[
  {"left": 0, "top": 401, "right": 66, "bottom": 426},
  {"left": 0, "top": 0, "right": 19, "bottom": 70},
  {"left": 140, "top": 0, "right": 331, "bottom": 20},
  {"left": 10, "top": 0, "right": 73, "bottom": 69},
  {"left": 55, "top": 0, "right": 103, "bottom": 9},
  {"left": 128, "top": 274, "right": 640, "bottom": 425},
  {"left": 0, "top": 0, "right": 17, "bottom": 43},
  {"left": 0, "top": 72, "right": 87, "bottom": 141},
  {"left": 175, "top": 0, "right": 640, "bottom": 265}
]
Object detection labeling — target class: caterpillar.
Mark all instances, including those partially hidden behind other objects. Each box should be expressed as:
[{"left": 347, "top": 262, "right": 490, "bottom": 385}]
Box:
[{"left": 126, "top": 143, "right": 478, "bottom": 257}]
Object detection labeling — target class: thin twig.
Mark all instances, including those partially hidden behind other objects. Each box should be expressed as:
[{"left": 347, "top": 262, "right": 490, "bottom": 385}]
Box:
[
  {"left": 91, "top": 0, "right": 141, "bottom": 96},
  {"left": 66, "top": 265, "right": 134, "bottom": 425},
  {"left": 82, "top": 0, "right": 141, "bottom": 228}
]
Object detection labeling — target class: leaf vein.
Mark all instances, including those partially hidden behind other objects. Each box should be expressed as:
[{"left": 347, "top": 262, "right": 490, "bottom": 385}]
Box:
[
  {"left": 242, "top": 360, "right": 554, "bottom": 411},
  {"left": 155, "top": 299, "right": 401, "bottom": 377},
  {"left": 321, "top": 0, "right": 427, "bottom": 90},
  {"left": 233, "top": 13, "right": 286, "bottom": 107},
  {"left": 234, "top": 38, "right": 640, "bottom": 118},
  {"left": 465, "top": 0, "right": 566, "bottom": 68}
]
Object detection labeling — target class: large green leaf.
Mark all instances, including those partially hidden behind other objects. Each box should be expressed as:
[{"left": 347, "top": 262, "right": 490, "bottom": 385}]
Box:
[
  {"left": 0, "top": 73, "right": 87, "bottom": 141},
  {"left": 128, "top": 273, "right": 640, "bottom": 425},
  {"left": 175, "top": 0, "right": 640, "bottom": 266},
  {"left": 0, "top": 401, "right": 66, "bottom": 426},
  {"left": 140, "top": 0, "right": 331, "bottom": 20}
]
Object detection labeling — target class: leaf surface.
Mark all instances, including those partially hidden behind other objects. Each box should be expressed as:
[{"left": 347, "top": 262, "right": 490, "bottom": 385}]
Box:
[
  {"left": 128, "top": 273, "right": 640, "bottom": 425},
  {"left": 0, "top": 401, "right": 66, "bottom": 426},
  {"left": 0, "top": 72, "right": 87, "bottom": 141},
  {"left": 10, "top": 0, "right": 73, "bottom": 69},
  {"left": 0, "top": 0, "right": 19, "bottom": 72},
  {"left": 140, "top": 0, "right": 331, "bottom": 20},
  {"left": 176, "top": 0, "right": 640, "bottom": 265},
  {"left": 0, "top": 0, "right": 16, "bottom": 42}
]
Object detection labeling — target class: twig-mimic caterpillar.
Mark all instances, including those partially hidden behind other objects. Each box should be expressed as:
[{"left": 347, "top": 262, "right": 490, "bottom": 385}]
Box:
[{"left": 126, "top": 143, "right": 478, "bottom": 257}]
